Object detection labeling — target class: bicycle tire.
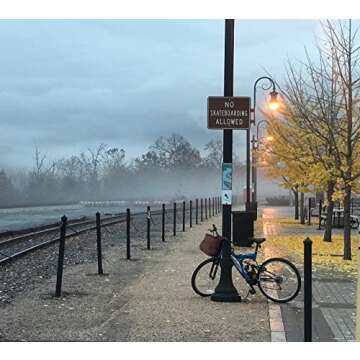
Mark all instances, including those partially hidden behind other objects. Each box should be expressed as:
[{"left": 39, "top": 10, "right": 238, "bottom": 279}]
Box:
[
  {"left": 257, "top": 257, "right": 301, "bottom": 303},
  {"left": 191, "top": 257, "right": 220, "bottom": 297}
]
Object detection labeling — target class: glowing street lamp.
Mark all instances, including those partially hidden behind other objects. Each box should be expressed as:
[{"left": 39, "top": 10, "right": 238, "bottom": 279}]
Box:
[
  {"left": 268, "top": 90, "right": 280, "bottom": 111},
  {"left": 245, "top": 77, "right": 278, "bottom": 214}
]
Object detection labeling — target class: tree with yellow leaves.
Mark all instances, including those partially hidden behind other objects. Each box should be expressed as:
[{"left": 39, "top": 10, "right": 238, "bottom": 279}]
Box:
[
  {"left": 258, "top": 19, "right": 360, "bottom": 339},
  {"left": 260, "top": 100, "right": 341, "bottom": 243},
  {"left": 261, "top": 20, "right": 360, "bottom": 259}
]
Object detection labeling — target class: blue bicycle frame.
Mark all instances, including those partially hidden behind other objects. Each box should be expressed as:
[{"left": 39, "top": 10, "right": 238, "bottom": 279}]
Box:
[{"left": 230, "top": 251, "right": 258, "bottom": 281}]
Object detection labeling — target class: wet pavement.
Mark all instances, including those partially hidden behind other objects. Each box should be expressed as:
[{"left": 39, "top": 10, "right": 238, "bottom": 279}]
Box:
[{"left": 260, "top": 206, "right": 357, "bottom": 342}]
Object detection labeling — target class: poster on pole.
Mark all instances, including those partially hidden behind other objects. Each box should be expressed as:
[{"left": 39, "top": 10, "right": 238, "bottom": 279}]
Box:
[
  {"left": 222, "top": 163, "right": 232, "bottom": 205},
  {"left": 222, "top": 190, "right": 232, "bottom": 205},
  {"left": 222, "top": 163, "right": 232, "bottom": 190}
]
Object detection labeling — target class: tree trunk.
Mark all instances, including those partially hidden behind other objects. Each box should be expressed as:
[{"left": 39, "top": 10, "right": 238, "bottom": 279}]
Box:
[
  {"left": 356, "top": 244, "right": 360, "bottom": 340},
  {"left": 293, "top": 188, "right": 299, "bottom": 220},
  {"left": 343, "top": 184, "right": 352, "bottom": 260},
  {"left": 300, "top": 192, "right": 305, "bottom": 224},
  {"left": 323, "top": 181, "right": 335, "bottom": 242}
]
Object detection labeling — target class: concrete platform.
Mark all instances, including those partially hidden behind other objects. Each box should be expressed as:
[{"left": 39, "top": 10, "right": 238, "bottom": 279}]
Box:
[{"left": 0, "top": 216, "right": 271, "bottom": 341}]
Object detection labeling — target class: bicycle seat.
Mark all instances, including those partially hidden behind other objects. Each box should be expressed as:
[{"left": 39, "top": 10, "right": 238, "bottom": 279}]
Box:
[{"left": 249, "top": 237, "right": 266, "bottom": 244}]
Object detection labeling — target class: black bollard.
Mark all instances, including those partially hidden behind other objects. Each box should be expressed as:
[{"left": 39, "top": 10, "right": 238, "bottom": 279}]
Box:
[
  {"left": 96, "top": 212, "right": 104, "bottom": 275},
  {"left": 308, "top": 198, "right": 311, "bottom": 225},
  {"left": 318, "top": 200, "right": 322, "bottom": 230},
  {"left": 201, "top": 198, "right": 203, "bottom": 222},
  {"left": 304, "top": 237, "right": 312, "bottom": 342},
  {"left": 162, "top": 204, "right": 165, "bottom": 242},
  {"left": 182, "top": 201, "right": 186, "bottom": 232},
  {"left": 126, "top": 208, "right": 131, "bottom": 260},
  {"left": 173, "top": 202, "right": 176, "bottom": 236},
  {"left": 190, "top": 200, "right": 193, "bottom": 228},
  {"left": 205, "top": 198, "right": 208, "bottom": 219},
  {"left": 196, "top": 198, "right": 199, "bottom": 225},
  {"left": 55, "top": 215, "right": 67, "bottom": 297},
  {"left": 147, "top": 206, "right": 151, "bottom": 250}
]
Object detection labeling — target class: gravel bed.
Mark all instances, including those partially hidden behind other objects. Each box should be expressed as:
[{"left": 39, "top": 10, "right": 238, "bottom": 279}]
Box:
[
  {"left": 0, "top": 231, "right": 61, "bottom": 262},
  {"left": 0, "top": 205, "right": 205, "bottom": 306}
]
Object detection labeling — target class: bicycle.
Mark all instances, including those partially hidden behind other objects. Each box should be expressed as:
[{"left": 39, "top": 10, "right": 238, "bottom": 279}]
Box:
[{"left": 191, "top": 224, "right": 301, "bottom": 303}]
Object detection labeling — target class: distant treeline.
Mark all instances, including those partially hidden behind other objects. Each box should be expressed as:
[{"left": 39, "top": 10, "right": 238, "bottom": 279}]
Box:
[{"left": 0, "top": 133, "right": 245, "bottom": 208}]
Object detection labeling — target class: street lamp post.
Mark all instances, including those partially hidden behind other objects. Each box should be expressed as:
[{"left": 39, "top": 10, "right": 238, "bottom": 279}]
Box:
[
  {"left": 251, "top": 120, "right": 271, "bottom": 205},
  {"left": 251, "top": 134, "right": 257, "bottom": 205},
  {"left": 248, "top": 77, "right": 278, "bottom": 214}
]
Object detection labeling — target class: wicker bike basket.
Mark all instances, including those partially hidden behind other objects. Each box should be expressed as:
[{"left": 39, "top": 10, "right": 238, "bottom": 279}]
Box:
[{"left": 199, "top": 234, "right": 223, "bottom": 257}]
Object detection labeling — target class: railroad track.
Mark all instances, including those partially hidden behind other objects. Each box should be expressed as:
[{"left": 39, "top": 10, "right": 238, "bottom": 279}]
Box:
[
  {"left": 0, "top": 204, "right": 184, "bottom": 266},
  {"left": 0, "top": 208, "right": 166, "bottom": 265},
  {"left": 0, "top": 213, "right": 128, "bottom": 265}
]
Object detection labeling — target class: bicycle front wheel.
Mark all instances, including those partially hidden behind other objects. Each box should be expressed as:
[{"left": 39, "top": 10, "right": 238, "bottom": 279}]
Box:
[
  {"left": 258, "top": 258, "right": 301, "bottom": 303},
  {"left": 191, "top": 258, "right": 220, "bottom": 297}
]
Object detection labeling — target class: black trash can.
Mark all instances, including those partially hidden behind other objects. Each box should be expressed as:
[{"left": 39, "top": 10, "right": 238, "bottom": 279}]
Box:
[
  {"left": 249, "top": 202, "right": 258, "bottom": 221},
  {"left": 232, "top": 210, "right": 255, "bottom": 247}
]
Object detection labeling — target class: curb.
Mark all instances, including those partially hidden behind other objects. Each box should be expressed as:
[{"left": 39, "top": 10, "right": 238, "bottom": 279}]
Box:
[
  {"left": 263, "top": 247, "right": 286, "bottom": 342},
  {"left": 268, "top": 300, "right": 286, "bottom": 342}
]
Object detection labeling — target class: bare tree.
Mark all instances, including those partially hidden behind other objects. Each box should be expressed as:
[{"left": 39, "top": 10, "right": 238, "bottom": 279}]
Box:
[
  {"left": 203, "top": 139, "right": 222, "bottom": 167},
  {"left": 150, "top": 134, "right": 201, "bottom": 169}
]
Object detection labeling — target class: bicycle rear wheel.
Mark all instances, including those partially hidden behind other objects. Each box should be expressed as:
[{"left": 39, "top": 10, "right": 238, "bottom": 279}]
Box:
[
  {"left": 257, "top": 257, "right": 301, "bottom": 303},
  {"left": 191, "top": 258, "right": 220, "bottom": 297}
]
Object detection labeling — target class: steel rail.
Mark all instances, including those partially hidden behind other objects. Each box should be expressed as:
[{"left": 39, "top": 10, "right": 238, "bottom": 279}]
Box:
[
  {"left": 0, "top": 199, "right": 214, "bottom": 265},
  {"left": 0, "top": 217, "right": 128, "bottom": 265},
  {"left": 0, "top": 216, "right": 87, "bottom": 239},
  {"left": 0, "top": 214, "right": 125, "bottom": 248}
]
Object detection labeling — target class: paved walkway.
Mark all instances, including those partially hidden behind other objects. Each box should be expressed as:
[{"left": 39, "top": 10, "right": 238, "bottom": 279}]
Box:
[
  {"left": 0, "top": 216, "right": 271, "bottom": 341},
  {"left": 261, "top": 207, "right": 357, "bottom": 342},
  {"left": 280, "top": 272, "right": 356, "bottom": 341}
]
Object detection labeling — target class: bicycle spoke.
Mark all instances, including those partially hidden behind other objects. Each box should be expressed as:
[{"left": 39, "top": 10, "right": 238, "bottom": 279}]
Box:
[
  {"left": 191, "top": 258, "right": 220, "bottom": 297},
  {"left": 258, "top": 258, "right": 300, "bottom": 303}
]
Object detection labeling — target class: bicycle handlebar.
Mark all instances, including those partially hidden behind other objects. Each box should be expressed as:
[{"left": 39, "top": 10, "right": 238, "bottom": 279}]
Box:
[
  {"left": 208, "top": 224, "right": 218, "bottom": 236},
  {"left": 208, "top": 224, "right": 231, "bottom": 244}
]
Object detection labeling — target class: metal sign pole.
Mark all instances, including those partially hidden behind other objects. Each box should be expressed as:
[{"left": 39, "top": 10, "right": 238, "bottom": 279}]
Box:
[
  {"left": 246, "top": 128, "right": 251, "bottom": 210},
  {"left": 211, "top": 19, "right": 241, "bottom": 302}
]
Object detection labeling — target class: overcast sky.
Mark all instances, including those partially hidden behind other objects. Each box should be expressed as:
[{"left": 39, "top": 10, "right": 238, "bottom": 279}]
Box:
[{"left": 0, "top": 19, "right": 321, "bottom": 170}]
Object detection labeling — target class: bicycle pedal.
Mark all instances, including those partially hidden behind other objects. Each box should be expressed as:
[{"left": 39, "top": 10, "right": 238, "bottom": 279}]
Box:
[{"left": 249, "top": 287, "right": 256, "bottom": 295}]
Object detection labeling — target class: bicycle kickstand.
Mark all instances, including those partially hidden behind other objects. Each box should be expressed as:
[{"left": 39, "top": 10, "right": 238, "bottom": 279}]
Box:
[{"left": 249, "top": 285, "right": 256, "bottom": 295}]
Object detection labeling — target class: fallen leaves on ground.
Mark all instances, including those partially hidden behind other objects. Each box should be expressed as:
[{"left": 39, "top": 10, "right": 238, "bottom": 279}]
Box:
[
  {"left": 264, "top": 231, "right": 358, "bottom": 275},
  {"left": 265, "top": 217, "right": 309, "bottom": 228}
]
